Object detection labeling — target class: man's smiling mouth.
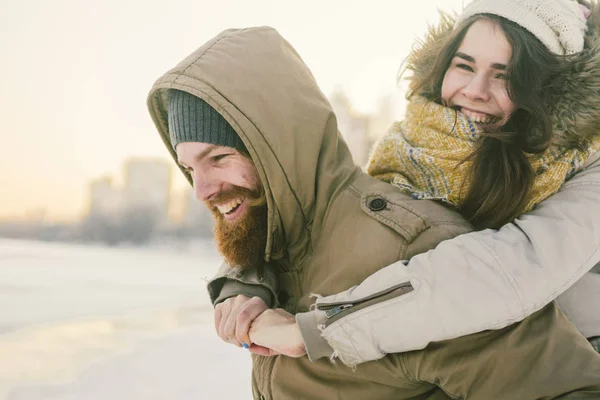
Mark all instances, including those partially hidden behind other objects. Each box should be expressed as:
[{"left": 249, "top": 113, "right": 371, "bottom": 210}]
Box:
[{"left": 216, "top": 197, "right": 245, "bottom": 215}]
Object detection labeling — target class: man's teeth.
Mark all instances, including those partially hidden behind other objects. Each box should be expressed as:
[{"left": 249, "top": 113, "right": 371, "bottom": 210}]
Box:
[
  {"left": 459, "top": 108, "right": 495, "bottom": 123},
  {"left": 217, "top": 198, "right": 244, "bottom": 214}
]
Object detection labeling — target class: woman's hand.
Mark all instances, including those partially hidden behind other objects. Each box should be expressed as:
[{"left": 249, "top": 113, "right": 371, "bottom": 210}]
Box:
[{"left": 248, "top": 308, "right": 307, "bottom": 358}]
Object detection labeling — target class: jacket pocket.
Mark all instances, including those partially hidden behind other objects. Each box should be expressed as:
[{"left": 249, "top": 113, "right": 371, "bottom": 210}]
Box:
[
  {"left": 316, "top": 282, "right": 414, "bottom": 326},
  {"left": 360, "top": 191, "right": 430, "bottom": 243}
]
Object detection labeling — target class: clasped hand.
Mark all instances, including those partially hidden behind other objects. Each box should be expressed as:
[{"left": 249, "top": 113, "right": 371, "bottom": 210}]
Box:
[{"left": 214, "top": 294, "right": 307, "bottom": 357}]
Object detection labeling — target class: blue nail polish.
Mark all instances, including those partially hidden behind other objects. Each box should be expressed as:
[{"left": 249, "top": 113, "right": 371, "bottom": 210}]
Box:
[{"left": 242, "top": 343, "right": 249, "bottom": 349}]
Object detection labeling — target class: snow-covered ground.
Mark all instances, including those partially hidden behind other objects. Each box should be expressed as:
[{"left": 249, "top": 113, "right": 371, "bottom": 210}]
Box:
[{"left": 0, "top": 239, "right": 252, "bottom": 399}]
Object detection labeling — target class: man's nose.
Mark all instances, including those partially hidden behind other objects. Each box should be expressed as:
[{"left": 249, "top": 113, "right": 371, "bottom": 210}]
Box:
[
  {"left": 191, "top": 170, "right": 220, "bottom": 202},
  {"left": 462, "top": 75, "right": 491, "bottom": 102}
]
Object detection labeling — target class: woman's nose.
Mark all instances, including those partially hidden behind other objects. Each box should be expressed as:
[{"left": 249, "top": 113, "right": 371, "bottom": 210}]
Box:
[{"left": 462, "top": 75, "right": 491, "bottom": 102}]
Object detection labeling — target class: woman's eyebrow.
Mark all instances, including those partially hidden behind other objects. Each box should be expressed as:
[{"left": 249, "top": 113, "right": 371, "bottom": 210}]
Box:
[
  {"left": 455, "top": 52, "right": 507, "bottom": 70},
  {"left": 455, "top": 52, "right": 475, "bottom": 62}
]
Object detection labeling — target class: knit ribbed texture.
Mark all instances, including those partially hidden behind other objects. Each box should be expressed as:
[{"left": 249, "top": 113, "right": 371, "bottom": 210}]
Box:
[
  {"left": 168, "top": 89, "right": 246, "bottom": 151},
  {"left": 457, "top": 0, "right": 588, "bottom": 55}
]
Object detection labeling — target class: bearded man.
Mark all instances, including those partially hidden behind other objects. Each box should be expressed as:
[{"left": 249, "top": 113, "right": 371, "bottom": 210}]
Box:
[
  {"left": 162, "top": 86, "right": 268, "bottom": 270},
  {"left": 147, "top": 27, "right": 600, "bottom": 400}
]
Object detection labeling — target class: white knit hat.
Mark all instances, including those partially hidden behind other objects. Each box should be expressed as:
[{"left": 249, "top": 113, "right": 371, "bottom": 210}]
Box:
[{"left": 456, "top": 0, "right": 588, "bottom": 55}]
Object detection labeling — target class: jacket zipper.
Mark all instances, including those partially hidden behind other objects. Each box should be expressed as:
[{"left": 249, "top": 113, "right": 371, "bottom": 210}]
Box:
[{"left": 316, "top": 282, "right": 413, "bottom": 319}]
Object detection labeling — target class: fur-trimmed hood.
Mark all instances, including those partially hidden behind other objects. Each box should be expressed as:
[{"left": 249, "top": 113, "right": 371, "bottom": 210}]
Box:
[{"left": 404, "top": 0, "right": 600, "bottom": 147}]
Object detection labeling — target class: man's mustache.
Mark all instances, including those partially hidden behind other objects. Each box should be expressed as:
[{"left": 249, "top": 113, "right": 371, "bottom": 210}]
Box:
[{"left": 206, "top": 185, "right": 266, "bottom": 210}]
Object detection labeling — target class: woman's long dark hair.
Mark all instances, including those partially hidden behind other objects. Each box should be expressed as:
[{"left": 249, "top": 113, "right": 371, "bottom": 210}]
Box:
[{"left": 408, "top": 14, "right": 567, "bottom": 230}]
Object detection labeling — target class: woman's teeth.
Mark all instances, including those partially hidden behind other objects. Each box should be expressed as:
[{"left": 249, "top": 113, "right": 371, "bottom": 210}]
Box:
[
  {"left": 217, "top": 198, "right": 244, "bottom": 215},
  {"left": 458, "top": 108, "right": 496, "bottom": 124}
]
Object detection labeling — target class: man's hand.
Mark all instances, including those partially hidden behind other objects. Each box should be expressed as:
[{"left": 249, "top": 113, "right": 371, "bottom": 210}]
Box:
[
  {"left": 214, "top": 294, "right": 268, "bottom": 348},
  {"left": 248, "top": 308, "right": 307, "bottom": 358}
]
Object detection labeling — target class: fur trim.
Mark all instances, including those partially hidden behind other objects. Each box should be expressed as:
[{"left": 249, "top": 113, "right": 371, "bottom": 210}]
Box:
[
  {"left": 402, "top": 11, "right": 456, "bottom": 93},
  {"left": 551, "top": 0, "right": 600, "bottom": 146}
]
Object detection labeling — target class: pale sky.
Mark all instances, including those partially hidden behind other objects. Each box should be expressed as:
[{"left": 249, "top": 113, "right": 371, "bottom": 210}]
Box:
[{"left": 1, "top": 0, "right": 465, "bottom": 222}]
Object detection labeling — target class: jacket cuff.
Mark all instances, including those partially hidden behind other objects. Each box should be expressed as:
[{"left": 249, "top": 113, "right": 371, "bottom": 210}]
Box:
[
  {"left": 214, "top": 280, "right": 275, "bottom": 307},
  {"left": 296, "top": 310, "right": 334, "bottom": 362},
  {"left": 207, "top": 262, "right": 279, "bottom": 307}
]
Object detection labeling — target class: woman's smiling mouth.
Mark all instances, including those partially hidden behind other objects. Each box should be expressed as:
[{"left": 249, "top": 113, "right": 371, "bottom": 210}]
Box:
[{"left": 453, "top": 105, "right": 499, "bottom": 124}]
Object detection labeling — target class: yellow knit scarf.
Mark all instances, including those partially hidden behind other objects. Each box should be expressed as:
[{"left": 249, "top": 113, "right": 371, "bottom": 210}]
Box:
[{"left": 367, "top": 96, "right": 600, "bottom": 212}]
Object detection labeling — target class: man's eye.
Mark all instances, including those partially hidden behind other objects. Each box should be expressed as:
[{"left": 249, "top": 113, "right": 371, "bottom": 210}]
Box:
[{"left": 213, "top": 154, "right": 230, "bottom": 162}]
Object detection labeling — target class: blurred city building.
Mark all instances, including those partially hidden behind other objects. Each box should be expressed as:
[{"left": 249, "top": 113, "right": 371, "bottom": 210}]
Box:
[
  {"left": 329, "top": 88, "right": 396, "bottom": 168},
  {"left": 370, "top": 94, "right": 396, "bottom": 141},
  {"left": 330, "top": 88, "right": 372, "bottom": 168},
  {"left": 122, "top": 158, "right": 172, "bottom": 226},
  {"left": 87, "top": 159, "right": 171, "bottom": 223},
  {"left": 88, "top": 176, "right": 122, "bottom": 217},
  {"left": 81, "top": 158, "right": 172, "bottom": 245}
]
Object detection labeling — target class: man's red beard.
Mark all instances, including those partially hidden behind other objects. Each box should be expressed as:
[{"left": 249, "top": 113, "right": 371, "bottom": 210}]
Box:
[{"left": 207, "top": 186, "right": 268, "bottom": 270}]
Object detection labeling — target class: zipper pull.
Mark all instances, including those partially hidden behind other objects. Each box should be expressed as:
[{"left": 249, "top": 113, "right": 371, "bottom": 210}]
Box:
[{"left": 324, "top": 304, "right": 353, "bottom": 319}]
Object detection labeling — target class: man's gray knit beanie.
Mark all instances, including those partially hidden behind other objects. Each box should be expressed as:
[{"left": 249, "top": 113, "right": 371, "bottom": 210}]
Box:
[{"left": 167, "top": 89, "right": 247, "bottom": 152}]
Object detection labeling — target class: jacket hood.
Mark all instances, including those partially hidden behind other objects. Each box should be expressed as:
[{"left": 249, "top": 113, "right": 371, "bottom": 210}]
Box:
[
  {"left": 404, "top": 1, "right": 600, "bottom": 148},
  {"left": 147, "top": 27, "right": 359, "bottom": 263}
]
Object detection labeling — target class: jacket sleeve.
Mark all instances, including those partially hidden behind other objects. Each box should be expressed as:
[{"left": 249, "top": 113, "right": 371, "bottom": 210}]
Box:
[
  {"left": 296, "top": 152, "right": 600, "bottom": 367},
  {"left": 207, "top": 262, "right": 278, "bottom": 307}
]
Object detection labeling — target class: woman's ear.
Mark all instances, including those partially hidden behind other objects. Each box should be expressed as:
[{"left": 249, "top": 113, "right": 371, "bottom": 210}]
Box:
[{"left": 579, "top": 3, "right": 592, "bottom": 20}]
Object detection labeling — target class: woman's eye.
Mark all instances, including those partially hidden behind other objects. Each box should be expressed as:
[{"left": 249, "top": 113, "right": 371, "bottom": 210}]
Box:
[
  {"left": 495, "top": 73, "right": 508, "bottom": 80},
  {"left": 456, "top": 63, "right": 473, "bottom": 72}
]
